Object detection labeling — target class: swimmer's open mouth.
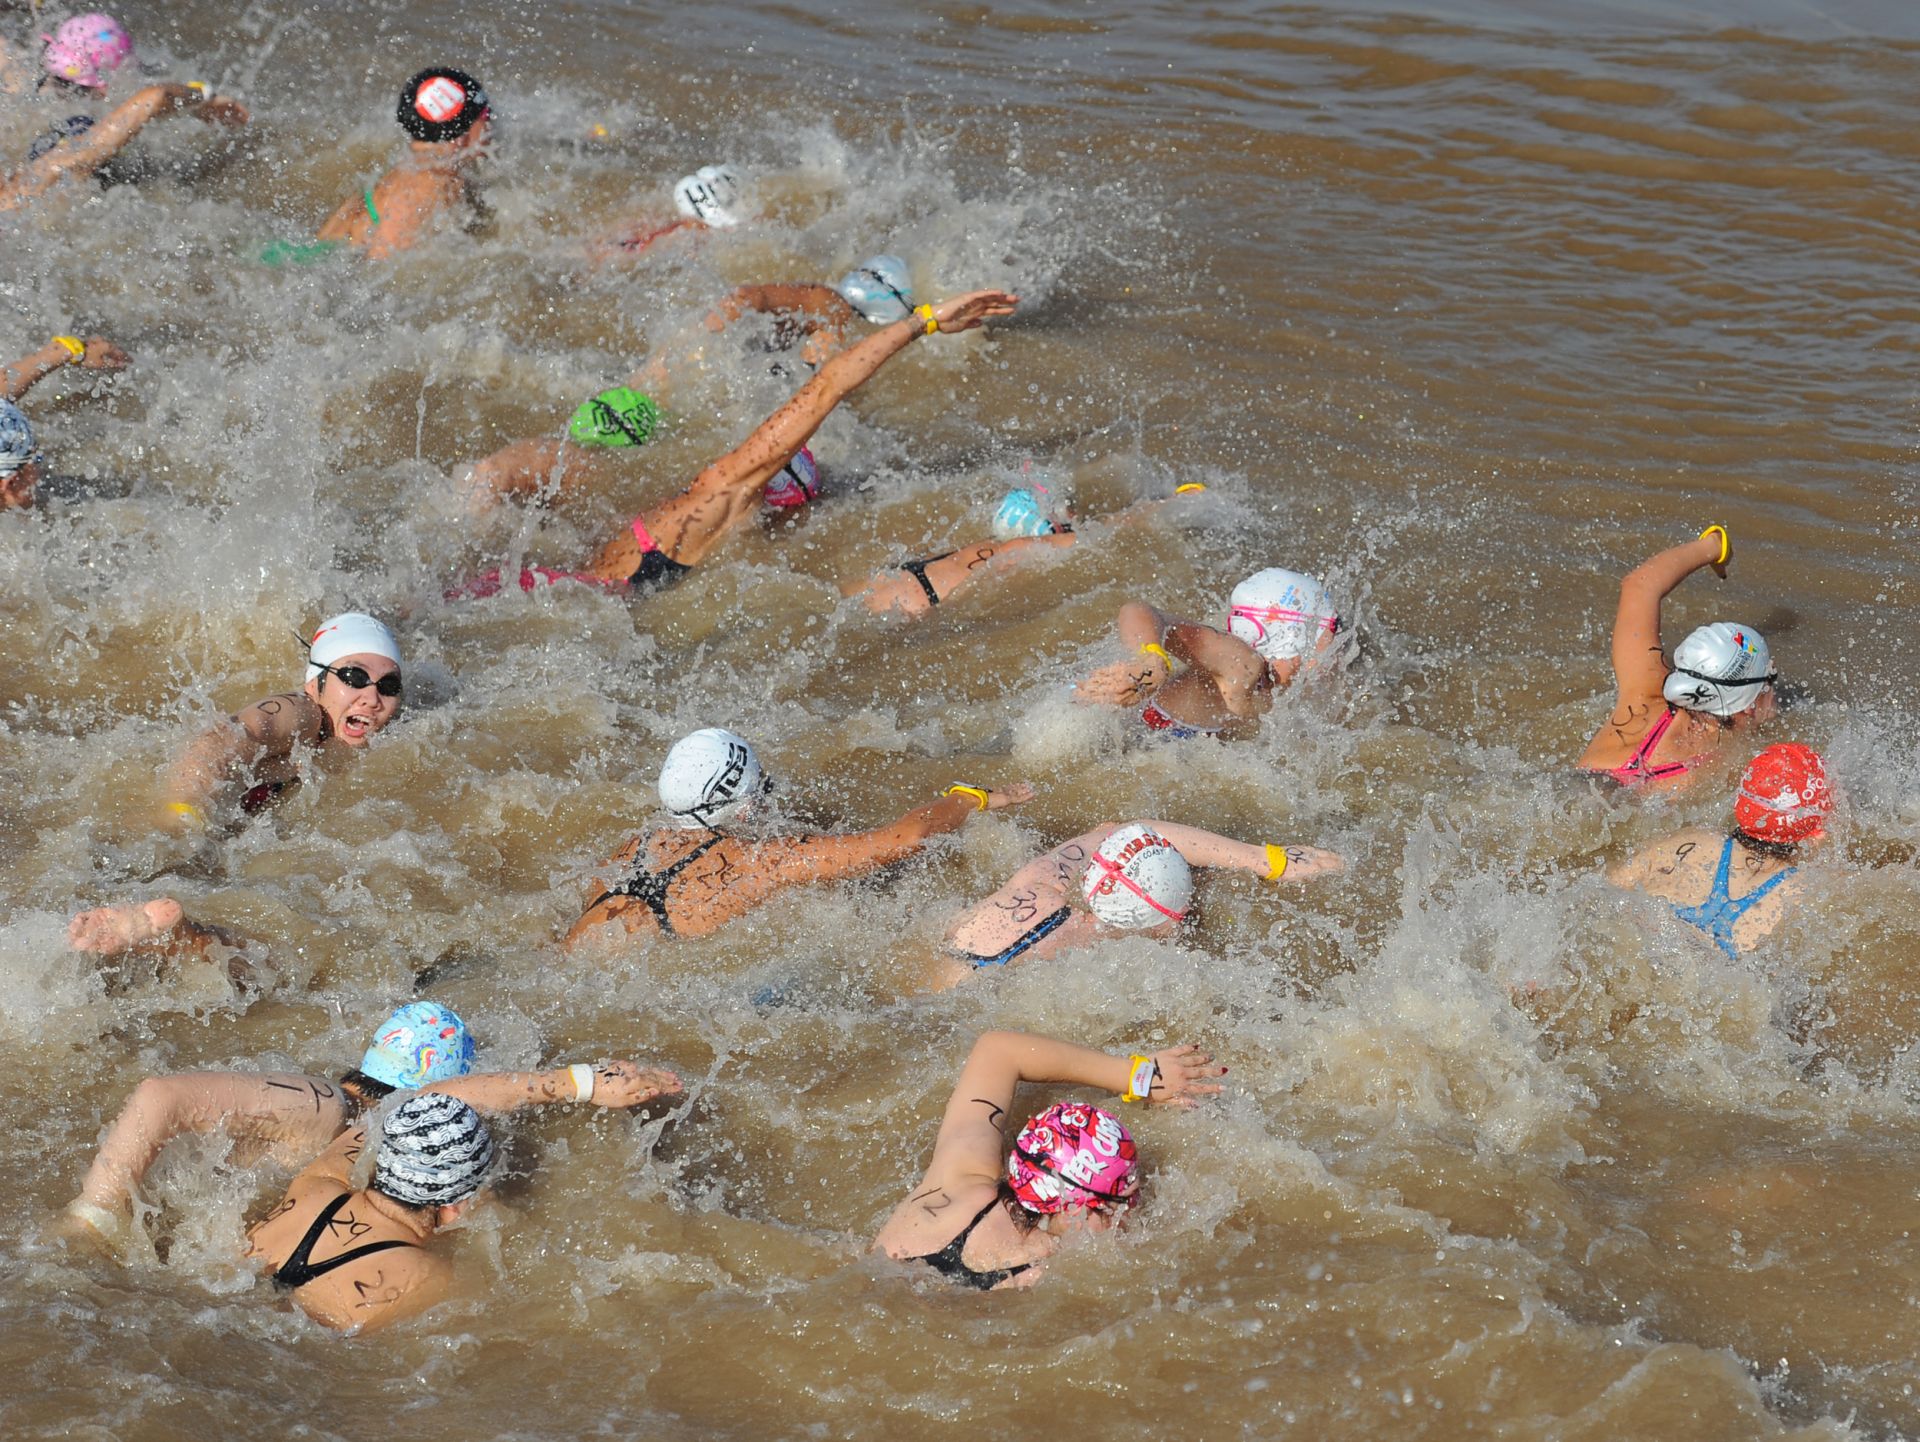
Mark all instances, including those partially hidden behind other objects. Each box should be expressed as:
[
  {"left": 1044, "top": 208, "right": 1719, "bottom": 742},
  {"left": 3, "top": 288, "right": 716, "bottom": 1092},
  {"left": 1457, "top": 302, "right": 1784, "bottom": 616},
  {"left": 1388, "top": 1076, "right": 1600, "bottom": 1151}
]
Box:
[{"left": 340, "top": 714, "right": 375, "bottom": 740}]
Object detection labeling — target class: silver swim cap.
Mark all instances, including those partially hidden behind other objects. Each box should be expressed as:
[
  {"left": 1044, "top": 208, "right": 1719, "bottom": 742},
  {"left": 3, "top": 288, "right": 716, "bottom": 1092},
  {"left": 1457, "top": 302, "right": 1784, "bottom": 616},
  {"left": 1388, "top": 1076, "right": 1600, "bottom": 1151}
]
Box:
[{"left": 1662, "top": 622, "right": 1775, "bottom": 717}]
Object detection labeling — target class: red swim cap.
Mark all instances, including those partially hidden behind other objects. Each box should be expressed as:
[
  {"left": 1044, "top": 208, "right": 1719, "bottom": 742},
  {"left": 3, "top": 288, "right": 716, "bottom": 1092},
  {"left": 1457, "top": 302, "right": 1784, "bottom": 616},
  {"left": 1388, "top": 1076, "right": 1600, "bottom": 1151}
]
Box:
[{"left": 1735, "top": 743, "right": 1831, "bottom": 844}]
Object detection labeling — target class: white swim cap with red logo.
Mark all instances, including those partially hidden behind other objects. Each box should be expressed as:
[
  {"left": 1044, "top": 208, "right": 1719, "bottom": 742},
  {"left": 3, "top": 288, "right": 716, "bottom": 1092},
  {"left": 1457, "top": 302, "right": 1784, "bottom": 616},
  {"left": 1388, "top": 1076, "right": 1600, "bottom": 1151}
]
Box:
[{"left": 1081, "top": 823, "right": 1193, "bottom": 929}]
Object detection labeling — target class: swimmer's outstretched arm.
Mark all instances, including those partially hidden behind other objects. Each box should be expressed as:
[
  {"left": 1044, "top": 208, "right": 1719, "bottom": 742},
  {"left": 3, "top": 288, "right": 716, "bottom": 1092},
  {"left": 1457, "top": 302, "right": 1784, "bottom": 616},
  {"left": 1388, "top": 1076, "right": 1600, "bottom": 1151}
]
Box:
[
  {"left": 68, "top": 1069, "right": 353, "bottom": 1228},
  {"left": 587, "top": 288, "right": 1020, "bottom": 575},
  {"left": 1, "top": 84, "right": 247, "bottom": 210},
  {"left": 163, "top": 693, "right": 323, "bottom": 830},
  {"left": 1608, "top": 532, "right": 1732, "bottom": 707},
  {"left": 1074, "top": 602, "right": 1264, "bottom": 709},
  {"left": 428, "top": 1059, "right": 683, "bottom": 1114},
  {"left": 748, "top": 783, "right": 1034, "bottom": 889},
  {"left": 2, "top": 335, "right": 129, "bottom": 401},
  {"left": 913, "top": 1031, "right": 1226, "bottom": 1195}
]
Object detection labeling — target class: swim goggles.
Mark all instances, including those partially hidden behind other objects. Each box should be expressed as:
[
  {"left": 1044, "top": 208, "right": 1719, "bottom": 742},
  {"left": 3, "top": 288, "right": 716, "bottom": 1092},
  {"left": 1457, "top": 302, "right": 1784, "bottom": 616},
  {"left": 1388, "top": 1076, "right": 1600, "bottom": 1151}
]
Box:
[{"left": 312, "top": 659, "right": 403, "bottom": 697}]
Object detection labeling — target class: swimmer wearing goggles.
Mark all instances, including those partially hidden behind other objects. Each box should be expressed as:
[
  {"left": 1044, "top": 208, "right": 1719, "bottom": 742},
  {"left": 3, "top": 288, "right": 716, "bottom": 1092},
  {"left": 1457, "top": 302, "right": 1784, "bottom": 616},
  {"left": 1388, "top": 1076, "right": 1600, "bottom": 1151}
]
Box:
[
  {"left": 159, "top": 612, "right": 406, "bottom": 834},
  {"left": 874, "top": 1030, "right": 1224, "bottom": 1291},
  {"left": 564, "top": 728, "right": 1033, "bottom": 947},
  {"left": 1074, "top": 567, "right": 1343, "bottom": 740},
  {"left": 1576, "top": 528, "right": 1779, "bottom": 791},
  {"left": 451, "top": 288, "right": 1020, "bottom": 601}
]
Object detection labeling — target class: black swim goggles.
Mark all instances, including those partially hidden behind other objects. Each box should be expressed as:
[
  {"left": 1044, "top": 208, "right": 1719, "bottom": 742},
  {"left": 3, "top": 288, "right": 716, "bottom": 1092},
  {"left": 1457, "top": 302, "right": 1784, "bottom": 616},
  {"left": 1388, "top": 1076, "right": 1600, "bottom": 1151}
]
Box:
[
  {"left": 312, "top": 659, "right": 403, "bottom": 697},
  {"left": 1672, "top": 666, "right": 1778, "bottom": 689},
  {"left": 856, "top": 268, "right": 913, "bottom": 316}
]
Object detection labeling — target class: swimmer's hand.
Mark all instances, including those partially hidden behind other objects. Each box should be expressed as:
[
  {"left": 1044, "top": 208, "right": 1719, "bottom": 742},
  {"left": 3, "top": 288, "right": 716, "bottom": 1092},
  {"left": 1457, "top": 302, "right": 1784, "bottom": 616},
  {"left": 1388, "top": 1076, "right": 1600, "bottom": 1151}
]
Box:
[
  {"left": 76, "top": 336, "right": 130, "bottom": 372},
  {"left": 1073, "top": 659, "right": 1165, "bottom": 708},
  {"left": 1275, "top": 846, "right": 1345, "bottom": 883},
  {"left": 1145, "top": 1045, "right": 1227, "bottom": 1108},
  {"left": 929, "top": 290, "right": 1020, "bottom": 334},
  {"left": 1698, "top": 524, "right": 1732, "bottom": 580},
  {"left": 586, "top": 1061, "right": 684, "bottom": 1109},
  {"left": 194, "top": 95, "right": 250, "bottom": 127},
  {"left": 985, "top": 782, "right": 1035, "bottom": 811}
]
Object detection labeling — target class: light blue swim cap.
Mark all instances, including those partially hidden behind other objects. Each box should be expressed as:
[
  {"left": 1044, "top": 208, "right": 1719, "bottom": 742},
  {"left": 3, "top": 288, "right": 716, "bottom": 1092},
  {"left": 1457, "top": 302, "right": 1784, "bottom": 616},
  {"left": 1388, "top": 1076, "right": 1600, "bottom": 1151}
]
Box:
[
  {"left": 0, "top": 400, "right": 37, "bottom": 476},
  {"left": 359, "top": 1002, "right": 476, "bottom": 1089},
  {"left": 835, "top": 255, "right": 914, "bottom": 324},
  {"left": 992, "top": 487, "right": 1056, "bottom": 540}
]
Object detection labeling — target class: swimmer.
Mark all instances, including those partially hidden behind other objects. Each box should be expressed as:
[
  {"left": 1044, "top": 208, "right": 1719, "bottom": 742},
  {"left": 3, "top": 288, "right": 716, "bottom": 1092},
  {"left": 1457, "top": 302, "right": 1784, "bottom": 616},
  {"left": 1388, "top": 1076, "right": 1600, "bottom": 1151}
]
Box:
[
  {"left": 312, "top": 68, "right": 490, "bottom": 259},
  {"left": 602, "top": 162, "right": 746, "bottom": 257},
  {"left": 2, "top": 332, "right": 130, "bottom": 403},
  {"left": 465, "top": 257, "right": 919, "bottom": 511},
  {"left": 850, "top": 478, "right": 1206, "bottom": 618},
  {"left": 1073, "top": 567, "right": 1341, "bottom": 740},
  {"left": 1607, "top": 742, "right": 1833, "bottom": 958},
  {"left": 564, "top": 727, "right": 1030, "bottom": 946},
  {"left": 245, "top": 1068, "right": 680, "bottom": 1332},
  {"left": 1577, "top": 528, "right": 1777, "bottom": 788},
  {"left": 923, "top": 821, "right": 1346, "bottom": 989},
  {"left": 0, "top": 18, "right": 247, "bottom": 214},
  {"left": 161, "top": 612, "right": 404, "bottom": 832},
  {"left": 65, "top": 895, "right": 255, "bottom": 989},
  {"left": 454, "top": 288, "right": 1019, "bottom": 597},
  {"left": 874, "top": 1029, "right": 1225, "bottom": 1290}
]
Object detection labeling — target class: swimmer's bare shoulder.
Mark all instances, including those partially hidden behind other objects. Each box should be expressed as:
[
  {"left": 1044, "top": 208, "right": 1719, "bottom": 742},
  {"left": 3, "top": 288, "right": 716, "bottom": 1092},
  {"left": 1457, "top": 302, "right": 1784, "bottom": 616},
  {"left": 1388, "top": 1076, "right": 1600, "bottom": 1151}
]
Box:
[{"left": 232, "top": 691, "right": 327, "bottom": 752}]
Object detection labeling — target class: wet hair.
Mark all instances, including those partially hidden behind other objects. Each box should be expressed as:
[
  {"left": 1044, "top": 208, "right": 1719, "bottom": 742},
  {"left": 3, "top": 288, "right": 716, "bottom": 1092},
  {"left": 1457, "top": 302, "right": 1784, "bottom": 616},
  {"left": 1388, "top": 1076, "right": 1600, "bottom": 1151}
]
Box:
[
  {"left": 996, "top": 1179, "right": 1042, "bottom": 1232},
  {"left": 338, "top": 1069, "right": 396, "bottom": 1115}
]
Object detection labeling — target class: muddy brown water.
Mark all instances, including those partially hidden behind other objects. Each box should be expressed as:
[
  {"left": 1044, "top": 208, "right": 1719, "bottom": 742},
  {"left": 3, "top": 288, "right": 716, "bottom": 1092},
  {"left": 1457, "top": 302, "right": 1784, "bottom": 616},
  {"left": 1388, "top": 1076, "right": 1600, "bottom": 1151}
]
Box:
[{"left": 3, "top": 1, "right": 1919, "bottom": 1437}]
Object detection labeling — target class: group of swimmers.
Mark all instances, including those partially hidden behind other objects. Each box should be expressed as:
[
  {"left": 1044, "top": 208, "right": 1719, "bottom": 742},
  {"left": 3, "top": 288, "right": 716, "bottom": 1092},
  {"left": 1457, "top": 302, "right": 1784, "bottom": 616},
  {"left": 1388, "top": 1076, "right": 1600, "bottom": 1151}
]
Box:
[{"left": 9, "top": 16, "right": 1838, "bottom": 1332}]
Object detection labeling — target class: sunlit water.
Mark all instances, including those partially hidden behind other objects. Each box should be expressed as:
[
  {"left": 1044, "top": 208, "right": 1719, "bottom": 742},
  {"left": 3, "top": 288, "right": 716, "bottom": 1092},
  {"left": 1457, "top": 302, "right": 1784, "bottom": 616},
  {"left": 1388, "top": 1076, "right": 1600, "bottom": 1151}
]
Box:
[{"left": 4, "top": 1, "right": 1920, "bottom": 1437}]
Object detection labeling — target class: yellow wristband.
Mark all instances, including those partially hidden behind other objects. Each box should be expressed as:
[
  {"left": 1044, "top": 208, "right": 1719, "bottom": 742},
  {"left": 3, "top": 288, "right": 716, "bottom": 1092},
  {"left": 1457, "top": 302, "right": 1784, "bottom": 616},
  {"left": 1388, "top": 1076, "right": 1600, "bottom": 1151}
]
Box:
[
  {"left": 1122, "top": 1054, "right": 1157, "bottom": 1103},
  {"left": 51, "top": 335, "right": 85, "bottom": 361},
  {"left": 1138, "top": 642, "right": 1173, "bottom": 669},
  {"left": 167, "top": 801, "right": 207, "bottom": 829},
  {"left": 945, "top": 784, "right": 989, "bottom": 811},
  {"left": 1699, "top": 524, "right": 1730, "bottom": 567},
  {"left": 916, "top": 303, "right": 938, "bottom": 335},
  {"left": 187, "top": 82, "right": 207, "bottom": 98},
  {"left": 1265, "top": 844, "right": 1289, "bottom": 880},
  {"left": 1174, "top": 482, "right": 1206, "bottom": 494}
]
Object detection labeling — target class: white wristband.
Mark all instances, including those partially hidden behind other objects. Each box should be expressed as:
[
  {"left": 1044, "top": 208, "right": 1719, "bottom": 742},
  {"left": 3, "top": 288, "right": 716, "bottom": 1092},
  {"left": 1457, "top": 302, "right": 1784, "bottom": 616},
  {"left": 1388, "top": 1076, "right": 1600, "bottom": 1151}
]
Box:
[{"left": 569, "top": 1063, "right": 595, "bottom": 1102}]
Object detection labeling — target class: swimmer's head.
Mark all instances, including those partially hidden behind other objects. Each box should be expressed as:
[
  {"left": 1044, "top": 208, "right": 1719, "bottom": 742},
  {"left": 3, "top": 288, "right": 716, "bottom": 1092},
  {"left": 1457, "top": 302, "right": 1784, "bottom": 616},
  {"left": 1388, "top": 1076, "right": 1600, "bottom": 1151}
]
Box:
[
  {"left": 991, "top": 487, "right": 1059, "bottom": 540},
  {"left": 0, "top": 401, "right": 42, "bottom": 510},
  {"left": 41, "top": 14, "right": 134, "bottom": 92},
  {"left": 397, "top": 67, "right": 489, "bottom": 144},
  {"left": 1081, "top": 823, "right": 1193, "bottom": 930},
  {"left": 372, "top": 1093, "right": 495, "bottom": 1211},
  {"left": 568, "top": 387, "right": 661, "bottom": 448},
  {"left": 1736, "top": 743, "right": 1831, "bottom": 845},
  {"left": 1663, "top": 623, "right": 1775, "bottom": 718},
  {"left": 673, "top": 165, "right": 743, "bottom": 228},
  {"left": 302, "top": 612, "right": 404, "bottom": 746},
  {"left": 1006, "top": 1102, "right": 1140, "bottom": 1217},
  {"left": 762, "top": 446, "right": 820, "bottom": 509},
  {"left": 359, "top": 1002, "right": 477, "bottom": 1089},
  {"left": 834, "top": 255, "right": 915, "bottom": 324},
  {"left": 1228, "top": 568, "right": 1338, "bottom": 664},
  {"left": 659, "top": 728, "right": 769, "bottom": 828}
]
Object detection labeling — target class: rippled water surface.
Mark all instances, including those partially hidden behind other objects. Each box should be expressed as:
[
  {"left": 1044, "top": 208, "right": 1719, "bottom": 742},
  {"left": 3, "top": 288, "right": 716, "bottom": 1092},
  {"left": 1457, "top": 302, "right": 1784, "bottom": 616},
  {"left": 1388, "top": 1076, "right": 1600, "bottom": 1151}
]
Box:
[{"left": 5, "top": 0, "right": 1920, "bottom": 1437}]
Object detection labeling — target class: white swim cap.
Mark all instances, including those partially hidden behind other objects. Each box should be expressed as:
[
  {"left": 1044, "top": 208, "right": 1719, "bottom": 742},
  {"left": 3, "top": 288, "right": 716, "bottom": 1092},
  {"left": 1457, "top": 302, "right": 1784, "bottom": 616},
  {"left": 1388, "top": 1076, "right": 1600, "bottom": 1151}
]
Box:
[
  {"left": 0, "top": 400, "right": 37, "bottom": 476},
  {"left": 1662, "top": 622, "right": 1776, "bottom": 717},
  {"left": 1227, "top": 568, "right": 1337, "bottom": 662},
  {"left": 835, "top": 255, "right": 915, "bottom": 324},
  {"left": 372, "top": 1093, "right": 494, "bottom": 1208},
  {"left": 305, "top": 612, "right": 402, "bottom": 683},
  {"left": 673, "top": 165, "right": 742, "bottom": 227},
  {"left": 1081, "top": 823, "right": 1193, "bottom": 930},
  {"left": 659, "top": 727, "right": 767, "bottom": 828}
]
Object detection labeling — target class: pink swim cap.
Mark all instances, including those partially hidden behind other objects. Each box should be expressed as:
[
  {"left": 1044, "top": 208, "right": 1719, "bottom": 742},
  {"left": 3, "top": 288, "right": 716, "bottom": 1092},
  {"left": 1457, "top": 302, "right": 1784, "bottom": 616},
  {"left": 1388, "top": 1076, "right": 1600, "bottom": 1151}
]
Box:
[
  {"left": 1006, "top": 1102, "right": 1140, "bottom": 1215},
  {"left": 42, "top": 14, "right": 134, "bottom": 90},
  {"left": 762, "top": 446, "right": 820, "bottom": 509}
]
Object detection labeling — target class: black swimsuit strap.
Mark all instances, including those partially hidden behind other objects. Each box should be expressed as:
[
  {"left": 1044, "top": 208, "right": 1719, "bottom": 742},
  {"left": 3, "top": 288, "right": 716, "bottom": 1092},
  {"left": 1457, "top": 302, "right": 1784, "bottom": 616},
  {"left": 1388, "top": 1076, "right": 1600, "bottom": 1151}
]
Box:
[
  {"left": 898, "top": 551, "right": 957, "bottom": 608},
  {"left": 271, "top": 1192, "right": 416, "bottom": 1291},
  {"left": 914, "top": 1196, "right": 1033, "bottom": 1291},
  {"left": 586, "top": 834, "right": 725, "bottom": 937}
]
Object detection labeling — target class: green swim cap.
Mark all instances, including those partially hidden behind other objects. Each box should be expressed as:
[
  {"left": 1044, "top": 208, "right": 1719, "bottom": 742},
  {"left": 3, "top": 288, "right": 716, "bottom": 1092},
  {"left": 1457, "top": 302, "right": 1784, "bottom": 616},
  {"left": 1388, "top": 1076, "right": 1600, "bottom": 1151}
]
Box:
[
  {"left": 568, "top": 387, "right": 662, "bottom": 448},
  {"left": 260, "top": 239, "right": 343, "bottom": 267}
]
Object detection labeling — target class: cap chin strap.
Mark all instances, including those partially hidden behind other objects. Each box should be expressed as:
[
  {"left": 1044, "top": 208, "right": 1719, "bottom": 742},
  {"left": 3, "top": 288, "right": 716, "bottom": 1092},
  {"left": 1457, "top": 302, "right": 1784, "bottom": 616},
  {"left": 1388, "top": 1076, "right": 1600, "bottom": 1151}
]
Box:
[{"left": 1088, "top": 849, "right": 1186, "bottom": 922}]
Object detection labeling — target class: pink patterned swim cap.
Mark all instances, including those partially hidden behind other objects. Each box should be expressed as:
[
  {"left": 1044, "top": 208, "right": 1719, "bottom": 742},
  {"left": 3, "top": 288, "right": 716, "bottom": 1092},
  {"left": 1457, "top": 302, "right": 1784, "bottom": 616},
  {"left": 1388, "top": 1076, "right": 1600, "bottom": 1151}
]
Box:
[
  {"left": 762, "top": 446, "right": 820, "bottom": 509},
  {"left": 42, "top": 14, "right": 134, "bottom": 90},
  {"left": 1006, "top": 1102, "right": 1140, "bottom": 1215}
]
